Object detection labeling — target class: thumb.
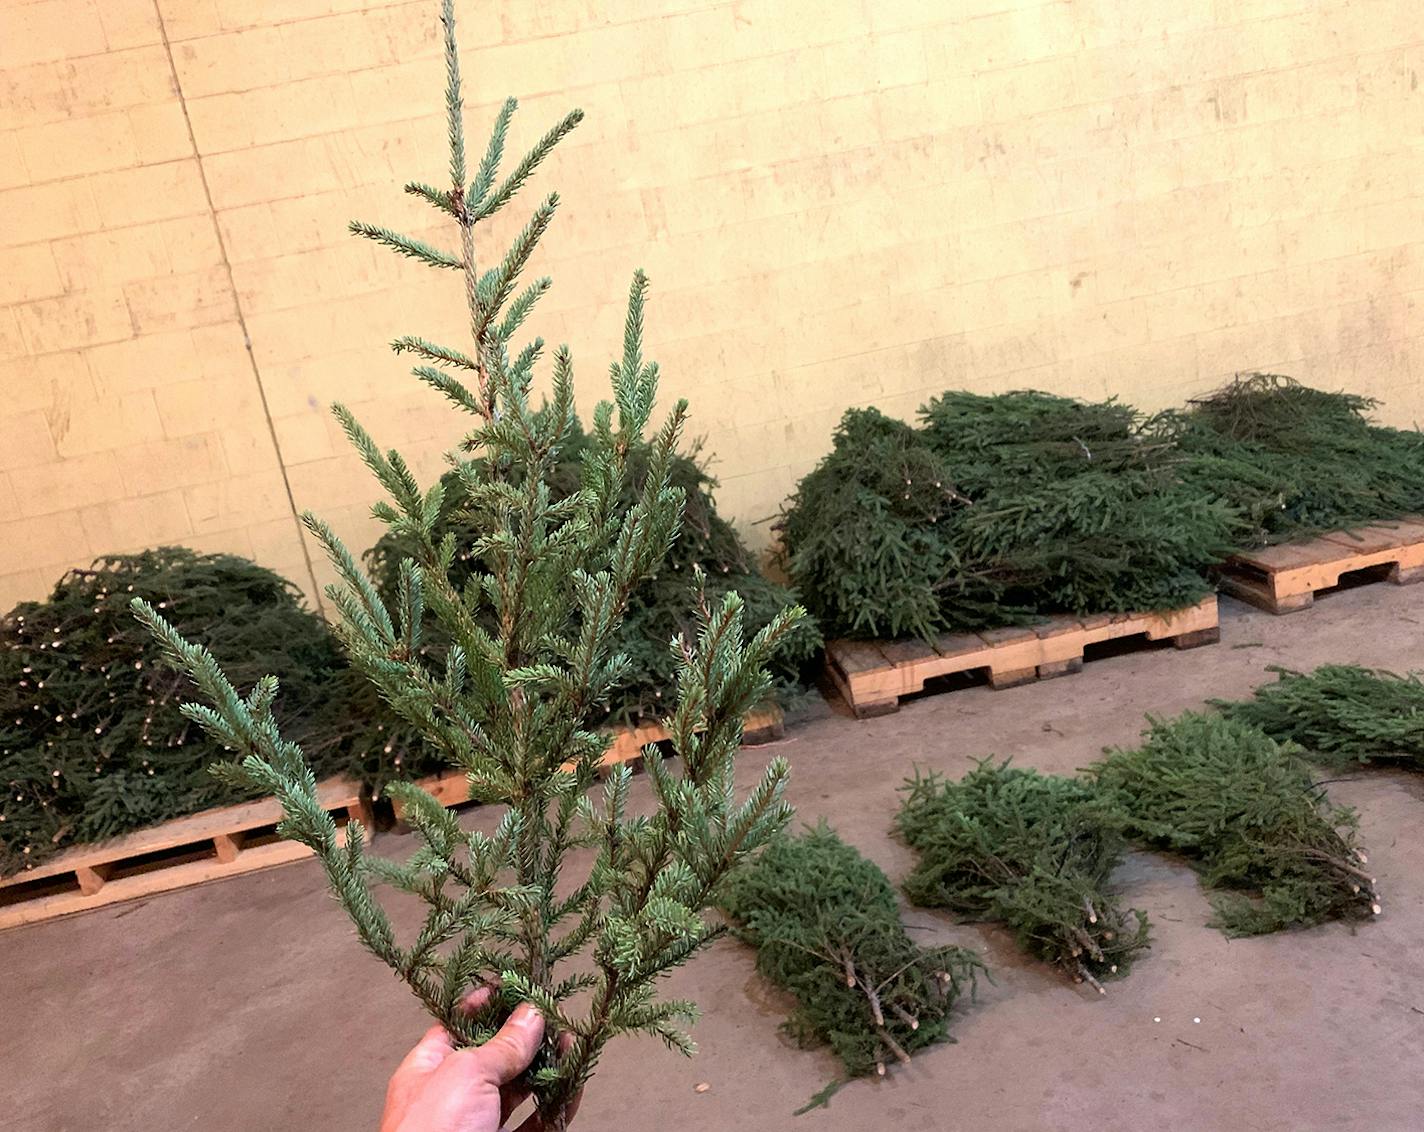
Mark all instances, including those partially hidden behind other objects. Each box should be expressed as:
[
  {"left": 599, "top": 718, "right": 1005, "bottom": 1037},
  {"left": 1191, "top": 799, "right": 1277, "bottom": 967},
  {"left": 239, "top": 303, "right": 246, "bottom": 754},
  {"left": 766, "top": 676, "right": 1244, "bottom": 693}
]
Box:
[
  {"left": 465, "top": 1003, "right": 546, "bottom": 1086},
  {"left": 381, "top": 1025, "right": 456, "bottom": 1129}
]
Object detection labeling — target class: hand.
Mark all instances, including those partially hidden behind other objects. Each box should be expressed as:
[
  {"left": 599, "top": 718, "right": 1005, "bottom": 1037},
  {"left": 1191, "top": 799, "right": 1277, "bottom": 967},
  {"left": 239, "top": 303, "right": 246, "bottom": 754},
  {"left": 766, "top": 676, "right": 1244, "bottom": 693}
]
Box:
[{"left": 380, "top": 993, "right": 576, "bottom": 1132}]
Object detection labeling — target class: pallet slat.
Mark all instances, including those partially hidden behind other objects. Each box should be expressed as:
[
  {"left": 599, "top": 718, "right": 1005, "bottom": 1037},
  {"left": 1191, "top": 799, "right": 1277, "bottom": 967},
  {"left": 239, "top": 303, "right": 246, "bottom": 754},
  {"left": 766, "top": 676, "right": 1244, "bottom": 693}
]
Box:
[
  {"left": 1317, "top": 527, "right": 1410, "bottom": 555},
  {"left": 0, "top": 840, "right": 316, "bottom": 930},
  {"left": 1220, "top": 517, "right": 1424, "bottom": 613},
  {"left": 0, "top": 776, "right": 369, "bottom": 931},
  {"left": 1033, "top": 614, "right": 1084, "bottom": 640},
  {"left": 931, "top": 632, "right": 986, "bottom": 657},
  {"left": 826, "top": 596, "right": 1219, "bottom": 717}
]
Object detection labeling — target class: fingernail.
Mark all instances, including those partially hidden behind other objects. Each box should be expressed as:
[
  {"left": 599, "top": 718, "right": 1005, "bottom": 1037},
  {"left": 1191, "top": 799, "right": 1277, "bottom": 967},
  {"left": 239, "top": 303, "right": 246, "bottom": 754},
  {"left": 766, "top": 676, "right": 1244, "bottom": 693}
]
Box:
[{"left": 509, "top": 1003, "right": 541, "bottom": 1029}]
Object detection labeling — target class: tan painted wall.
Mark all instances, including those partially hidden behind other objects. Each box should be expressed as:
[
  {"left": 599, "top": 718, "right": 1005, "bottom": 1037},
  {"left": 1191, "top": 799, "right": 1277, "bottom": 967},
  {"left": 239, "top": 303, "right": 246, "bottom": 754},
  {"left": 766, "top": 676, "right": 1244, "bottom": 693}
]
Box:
[{"left": 3, "top": 0, "right": 1422, "bottom": 612}]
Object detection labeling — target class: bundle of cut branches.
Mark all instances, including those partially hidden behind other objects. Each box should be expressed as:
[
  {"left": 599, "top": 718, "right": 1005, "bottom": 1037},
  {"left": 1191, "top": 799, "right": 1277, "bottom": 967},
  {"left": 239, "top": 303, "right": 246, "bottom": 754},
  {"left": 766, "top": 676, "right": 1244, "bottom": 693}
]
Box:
[
  {"left": 0, "top": 549, "right": 364, "bottom": 872},
  {"left": 1166, "top": 372, "right": 1424, "bottom": 547},
  {"left": 780, "top": 392, "right": 1236, "bottom": 640},
  {"left": 895, "top": 761, "right": 1149, "bottom": 991},
  {"left": 718, "top": 823, "right": 982, "bottom": 1090},
  {"left": 1216, "top": 664, "right": 1424, "bottom": 771},
  {"left": 1091, "top": 712, "right": 1380, "bottom": 937}
]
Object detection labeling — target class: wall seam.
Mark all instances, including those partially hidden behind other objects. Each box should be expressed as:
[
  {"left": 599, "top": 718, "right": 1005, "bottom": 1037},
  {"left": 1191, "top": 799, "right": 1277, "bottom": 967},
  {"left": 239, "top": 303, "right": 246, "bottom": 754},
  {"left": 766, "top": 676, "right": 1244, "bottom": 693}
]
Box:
[{"left": 149, "top": 0, "right": 326, "bottom": 615}]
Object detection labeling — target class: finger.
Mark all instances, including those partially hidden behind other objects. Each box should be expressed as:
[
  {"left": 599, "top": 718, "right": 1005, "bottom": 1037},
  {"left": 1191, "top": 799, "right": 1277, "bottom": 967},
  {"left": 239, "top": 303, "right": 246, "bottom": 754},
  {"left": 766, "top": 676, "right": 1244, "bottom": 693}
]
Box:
[
  {"left": 499, "top": 1083, "right": 532, "bottom": 1126},
  {"left": 382, "top": 1024, "right": 455, "bottom": 1122},
  {"left": 467, "top": 1003, "right": 545, "bottom": 1087},
  {"left": 458, "top": 985, "right": 494, "bottom": 1015},
  {"left": 395, "top": 1025, "right": 456, "bottom": 1077}
]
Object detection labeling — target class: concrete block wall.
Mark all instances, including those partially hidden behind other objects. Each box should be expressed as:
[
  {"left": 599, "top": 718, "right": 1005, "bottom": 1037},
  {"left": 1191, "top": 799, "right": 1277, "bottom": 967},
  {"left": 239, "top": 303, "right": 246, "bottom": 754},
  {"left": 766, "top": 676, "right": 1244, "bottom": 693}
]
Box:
[
  {"left": 0, "top": 0, "right": 314, "bottom": 608},
  {"left": 2, "top": 0, "right": 1422, "bottom": 611}
]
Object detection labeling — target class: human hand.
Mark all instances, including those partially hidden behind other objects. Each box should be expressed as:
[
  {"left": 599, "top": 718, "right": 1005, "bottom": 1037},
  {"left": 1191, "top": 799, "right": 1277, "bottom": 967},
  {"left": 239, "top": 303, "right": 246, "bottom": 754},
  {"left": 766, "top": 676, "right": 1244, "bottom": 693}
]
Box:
[{"left": 379, "top": 992, "right": 575, "bottom": 1132}]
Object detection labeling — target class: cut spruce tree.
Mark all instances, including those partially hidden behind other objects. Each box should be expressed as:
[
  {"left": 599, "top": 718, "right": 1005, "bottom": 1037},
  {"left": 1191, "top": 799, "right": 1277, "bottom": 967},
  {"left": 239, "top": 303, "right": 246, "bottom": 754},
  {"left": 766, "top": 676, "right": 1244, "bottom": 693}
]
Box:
[
  {"left": 364, "top": 433, "right": 821, "bottom": 730},
  {"left": 0, "top": 549, "right": 363, "bottom": 875},
  {"left": 1167, "top": 372, "right": 1424, "bottom": 547},
  {"left": 1216, "top": 664, "right": 1424, "bottom": 771},
  {"left": 135, "top": 2, "right": 804, "bottom": 1127},
  {"left": 1091, "top": 713, "right": 1380, "bottom": 937},
  {"left": 779, "top": 392, "right": 1236, "bottom": 641},
  {"left": 718, "top": 823, "right": 983, "bottom": 1102},
  {"left": 895, "top": 761, "right": 1149, "bottom": 992}
]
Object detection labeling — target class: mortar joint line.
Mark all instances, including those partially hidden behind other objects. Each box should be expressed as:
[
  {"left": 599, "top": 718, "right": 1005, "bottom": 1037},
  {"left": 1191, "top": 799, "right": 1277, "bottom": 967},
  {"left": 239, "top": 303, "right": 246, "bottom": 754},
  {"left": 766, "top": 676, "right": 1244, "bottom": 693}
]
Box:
[{"left": 150, "top": 0, "right": 327, "bottom": 616}]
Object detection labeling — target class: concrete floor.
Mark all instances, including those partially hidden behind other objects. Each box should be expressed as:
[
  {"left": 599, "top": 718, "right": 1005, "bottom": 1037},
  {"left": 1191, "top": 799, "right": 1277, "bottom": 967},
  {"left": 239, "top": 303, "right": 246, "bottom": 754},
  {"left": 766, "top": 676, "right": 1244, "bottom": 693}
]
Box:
[{"left": 4, "top": 584, "right": 1424, "bottom": 1131}]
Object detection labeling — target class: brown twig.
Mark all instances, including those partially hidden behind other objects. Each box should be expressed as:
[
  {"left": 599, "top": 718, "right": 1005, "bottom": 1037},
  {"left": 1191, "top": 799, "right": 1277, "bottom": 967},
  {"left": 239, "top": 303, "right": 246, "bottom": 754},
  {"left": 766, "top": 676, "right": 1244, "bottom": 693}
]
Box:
[
  {"left": 843, "top": 954, "right": 884, "bottom": 1026},
  {"left": 889, "top": 1003, "right": 920, "bottom": 1031},
  {"left": 878, "top": 1028, "right": 912, "bottom": 1066},
  {"left": 1076, "top": 963, "right": 1107, "bottom": 995}
]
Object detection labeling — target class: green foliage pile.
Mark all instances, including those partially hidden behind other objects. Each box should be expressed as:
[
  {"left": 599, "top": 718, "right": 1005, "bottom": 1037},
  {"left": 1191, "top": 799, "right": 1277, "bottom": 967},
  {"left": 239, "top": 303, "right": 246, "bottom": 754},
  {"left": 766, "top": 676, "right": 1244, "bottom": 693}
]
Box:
[
  {"left": 718, "top": 823, "right": 982, "bottom": 1089},
  {"left": 0, "top": 549, "right": 363, "bottom": 874},
  {"left": 780, "top": 392, "right": 1236, "bottom": 640},
  {"left": 1091, "top": 713, "right": 1380, "bottom": 937},
  {"left": 1167, "top": 373, "right": 1424, "bottom": 547},
  {"left": 895, "top": 761, "right": 1149, "bottom": 991},
  {"left": 365, "top": 431, "right": 820, "bottom": 727},
  {"left": 1217, "top": 664, "right": 1424, "bottom": 771},
  {"left": 776, "top": 410, "right": 959, "bottom": 641}
]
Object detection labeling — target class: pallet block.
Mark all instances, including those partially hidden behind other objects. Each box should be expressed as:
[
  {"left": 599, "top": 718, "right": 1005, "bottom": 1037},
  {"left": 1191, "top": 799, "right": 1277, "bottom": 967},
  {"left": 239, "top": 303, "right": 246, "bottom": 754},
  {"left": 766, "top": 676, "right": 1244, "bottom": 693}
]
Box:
[
  {"left": 0, "top": 777, "right": 371, "bottom": 931},
  {"left": 1219, "top": 518, "right": 1424, "bottom": 614},
  {"left": 392, "top": 706, "right": 786, "bottom": 819},
  {"left": 827, "top": 597, "right": 1219, "bottom": 718}
]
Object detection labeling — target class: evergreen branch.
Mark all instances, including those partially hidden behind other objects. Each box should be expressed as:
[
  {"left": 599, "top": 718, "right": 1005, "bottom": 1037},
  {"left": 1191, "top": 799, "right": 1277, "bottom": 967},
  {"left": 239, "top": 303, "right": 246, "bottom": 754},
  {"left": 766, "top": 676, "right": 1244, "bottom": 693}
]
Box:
[
  {"left": 470, "top": 96, "right": 517, "bottom": 207},
  {"left": 131, "top": 601, "right": 406, "bottom": 978},
  {"left": 440, "top": 0, "right": 465, "bottom": 191},
  {"left": 619, "top": 269, "right": 647, "bottom": 391},
  {"left": 301, "top": 512, "right": 397, "bottom": 649},
  {"left": 405, "top": 181, "right": 459, "bottom": 216},
  {"left": 349, "top": 221, "right": 463, "bottom": 269},
  {"left": 392, "top": 335, "right": 478, "bottom": 370},
  {"left": 897, "top": 761, "right": 1149, "bottom": 984},
  {"left": 124, "top": 6, "right": 812, "bottom": 1128},
  {"left": 499, "top": 277, "right": 551, "bottom": 341},
  {"left": 509, "top": 338, "right": 543, "bottom": 387},
  {"left": 475, "top": 109, "right": 584, "bottom": 221},
  {"left": 474, "top": 195, "right": 559, "bottom": 336},
  {"left": 330, "top": 404, "right": 425, "bottom": 521},
  {"left": 396, "top": 559, "right": 425, "bottom": 657},
  {"left": 413, "top": 365, "right": 483, "bottom": 415}
]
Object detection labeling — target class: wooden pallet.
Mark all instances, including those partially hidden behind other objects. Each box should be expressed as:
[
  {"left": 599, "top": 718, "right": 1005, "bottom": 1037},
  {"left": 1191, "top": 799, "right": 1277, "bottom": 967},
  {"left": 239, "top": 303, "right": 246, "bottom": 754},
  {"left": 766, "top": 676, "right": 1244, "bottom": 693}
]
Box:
[
  {"left": 0, "top": 777, "right": 371, "bottom": 931},
  {"left": 827, "top": 596, "right": 1219, "bottom": 718},
  {"left": 393, "top": 706, "right": 786, "bottom": 819},
  {"left": 1219, "top": 519, "right": 1424, "bottom": 613}
]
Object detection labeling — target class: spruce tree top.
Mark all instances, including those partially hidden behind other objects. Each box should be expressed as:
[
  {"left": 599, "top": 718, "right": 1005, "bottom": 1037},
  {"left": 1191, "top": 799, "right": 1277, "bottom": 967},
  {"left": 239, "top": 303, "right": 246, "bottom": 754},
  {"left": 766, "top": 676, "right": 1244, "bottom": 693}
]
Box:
[{"left": 135, "top": 3, "right": 804, "bottom": 1127}]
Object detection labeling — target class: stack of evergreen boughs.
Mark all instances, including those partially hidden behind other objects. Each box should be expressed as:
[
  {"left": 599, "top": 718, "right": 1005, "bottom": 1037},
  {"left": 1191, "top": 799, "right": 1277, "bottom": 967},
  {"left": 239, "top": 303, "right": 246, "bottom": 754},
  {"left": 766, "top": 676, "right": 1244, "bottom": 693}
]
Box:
[
  {"left": 365, "top": 427, "right": 821, "bottom": 726},
  {"left": 1217, "top": 664, "right": 1424, "bottom": 771},
  {"left": 1167, "top": 373, "right": 1424, "bottom": 547},
  {"left": 780, "top": 392, "right": 1236, "bottom": 640},
  {"left": 1091, "top": 713, "right": 1380, "bottom": 937},
  {"left": 0, "top": 549, "right": 366, "bottom": 874},
  {"left": 895, "top": 762, "right": 1149, "bottom": 991},
  {"left": 719, "top": 823, "right": 982, "bottom": 1096}
]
